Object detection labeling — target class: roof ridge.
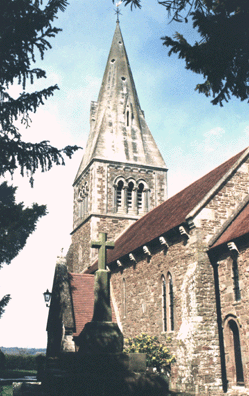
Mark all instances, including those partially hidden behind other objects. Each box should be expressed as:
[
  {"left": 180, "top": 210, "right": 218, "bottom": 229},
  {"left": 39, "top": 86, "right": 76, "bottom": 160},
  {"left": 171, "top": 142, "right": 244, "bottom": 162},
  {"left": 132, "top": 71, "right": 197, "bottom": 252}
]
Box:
[
  {"left": 209, "top": 195, "right": 249, "bottom": 248},
  {"left": 186, "top": 147, "right": 249, "bottom": 221}
]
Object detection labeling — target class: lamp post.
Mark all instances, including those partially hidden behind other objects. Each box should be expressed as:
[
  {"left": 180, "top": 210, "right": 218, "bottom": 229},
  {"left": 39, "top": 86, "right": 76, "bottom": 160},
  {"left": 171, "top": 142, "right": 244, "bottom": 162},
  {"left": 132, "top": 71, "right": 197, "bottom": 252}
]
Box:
[{"left": 43, "top": 289, "right": 51, "bottom": 307}]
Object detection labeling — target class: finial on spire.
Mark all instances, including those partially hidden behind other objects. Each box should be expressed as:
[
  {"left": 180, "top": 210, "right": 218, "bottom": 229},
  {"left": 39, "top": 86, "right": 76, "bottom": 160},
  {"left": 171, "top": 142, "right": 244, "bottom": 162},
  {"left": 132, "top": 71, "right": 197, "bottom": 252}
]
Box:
[{"left": 115, "top": 1, "right": 122, "bottom": 22}]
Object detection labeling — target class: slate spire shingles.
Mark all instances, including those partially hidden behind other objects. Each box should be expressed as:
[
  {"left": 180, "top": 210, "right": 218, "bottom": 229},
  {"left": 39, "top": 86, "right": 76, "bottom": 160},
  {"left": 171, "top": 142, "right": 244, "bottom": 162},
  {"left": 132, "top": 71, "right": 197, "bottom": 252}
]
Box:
[{"left": 74, "top": 21, "right": 166, "bottom": 183}]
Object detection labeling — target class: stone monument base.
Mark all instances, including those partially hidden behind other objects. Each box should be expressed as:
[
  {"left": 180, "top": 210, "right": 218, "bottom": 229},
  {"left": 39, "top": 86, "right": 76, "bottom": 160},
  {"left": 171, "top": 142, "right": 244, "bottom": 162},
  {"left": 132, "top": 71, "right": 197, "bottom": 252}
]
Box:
[
  {"left": 41, "top": 352, "right": 170, "bottom": 396},
  {"left": 77, "top": 321, "right": 123, "bottom": 354}
]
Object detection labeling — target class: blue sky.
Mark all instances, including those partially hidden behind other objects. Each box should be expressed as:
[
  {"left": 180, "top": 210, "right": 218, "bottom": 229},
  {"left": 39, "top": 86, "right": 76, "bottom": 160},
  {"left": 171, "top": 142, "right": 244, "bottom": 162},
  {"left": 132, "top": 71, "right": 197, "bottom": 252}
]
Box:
[{"left": 0, "top": 0, "right": 248, "bottom": 348}]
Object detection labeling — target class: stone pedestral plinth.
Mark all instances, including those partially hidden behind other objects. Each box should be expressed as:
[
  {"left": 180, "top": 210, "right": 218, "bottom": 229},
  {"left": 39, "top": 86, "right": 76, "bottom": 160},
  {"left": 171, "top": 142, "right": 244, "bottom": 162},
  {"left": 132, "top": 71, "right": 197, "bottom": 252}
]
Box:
[{"left": 77, "top": 321, "right": 123, "bottom": 354}]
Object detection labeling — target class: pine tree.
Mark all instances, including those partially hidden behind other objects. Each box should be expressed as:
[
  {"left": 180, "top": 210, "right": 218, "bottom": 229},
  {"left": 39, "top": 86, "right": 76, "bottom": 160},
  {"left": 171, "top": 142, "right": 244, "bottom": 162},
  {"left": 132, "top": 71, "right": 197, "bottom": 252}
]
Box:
[
  {"left": 0, "top": 0, "right": 79, "bottom": 316},
  {"left": 119, "top": 0, "right": 249, "bottom": 106}
]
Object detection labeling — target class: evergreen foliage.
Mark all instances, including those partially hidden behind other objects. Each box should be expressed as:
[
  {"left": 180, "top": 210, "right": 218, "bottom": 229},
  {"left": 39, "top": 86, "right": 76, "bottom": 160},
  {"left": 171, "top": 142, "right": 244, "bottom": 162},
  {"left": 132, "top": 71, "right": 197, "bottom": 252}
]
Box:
[
  {"left": 0, "top": 0, "right": 79, "bottom": 181},
  {"left": 118, "top": 0, "right": 249, "bottom": 106},
  {"left": 0, "top": 182, "right": 46, "bottom": 266},
  {"left": 0, "top": 0, "right": 79, "bottom": 317},
  {"left": 124, "top": 333, "right": 175, "bottom": 373}
]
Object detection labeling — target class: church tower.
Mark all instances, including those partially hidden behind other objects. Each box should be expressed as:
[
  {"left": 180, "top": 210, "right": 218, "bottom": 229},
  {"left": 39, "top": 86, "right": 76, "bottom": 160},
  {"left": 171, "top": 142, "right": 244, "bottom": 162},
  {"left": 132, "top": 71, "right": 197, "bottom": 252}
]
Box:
[{"left": 67, "top": 21, "right": 167, "bottom": 273}]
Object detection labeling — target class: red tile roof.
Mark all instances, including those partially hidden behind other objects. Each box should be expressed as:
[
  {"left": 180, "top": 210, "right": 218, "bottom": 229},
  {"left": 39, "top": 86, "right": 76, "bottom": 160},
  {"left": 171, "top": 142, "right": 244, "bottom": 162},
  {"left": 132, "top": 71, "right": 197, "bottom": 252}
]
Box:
[
  {"left": 69, "top": 273, "right": 95, "bottom": 337},
  {"left": 104, "top": 148, "right": 248, "bottom": 266},
  {"left": 211, "top": 203, "right": 249, "bottom": 249},
  {"left": 69, "top": 273, "right": 117, "bottom": 337}
]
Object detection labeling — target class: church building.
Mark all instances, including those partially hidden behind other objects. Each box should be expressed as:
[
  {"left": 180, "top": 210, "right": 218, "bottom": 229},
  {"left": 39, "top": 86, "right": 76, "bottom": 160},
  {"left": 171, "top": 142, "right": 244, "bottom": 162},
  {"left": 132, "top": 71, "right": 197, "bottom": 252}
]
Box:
[{"left": 47, "top": 21, "right": 249, "bottom": 395}]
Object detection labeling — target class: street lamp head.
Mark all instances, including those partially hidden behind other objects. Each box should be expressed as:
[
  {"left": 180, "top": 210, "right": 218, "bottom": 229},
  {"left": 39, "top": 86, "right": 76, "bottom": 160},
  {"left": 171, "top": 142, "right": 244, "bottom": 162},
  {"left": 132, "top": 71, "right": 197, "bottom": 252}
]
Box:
[{"left": 43, "top": 289, "right": 51, "bottom": 307}]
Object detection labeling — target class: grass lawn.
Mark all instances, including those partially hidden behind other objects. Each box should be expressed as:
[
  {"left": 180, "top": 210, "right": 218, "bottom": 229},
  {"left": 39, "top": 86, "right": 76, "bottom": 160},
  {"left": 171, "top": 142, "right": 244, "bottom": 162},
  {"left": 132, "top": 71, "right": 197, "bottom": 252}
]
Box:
[
  {"left": 1, "top": 369, "right": 37, "bottom": 378},
  {"left": 1, "top": 385, "right": 12, "bottom": 396},
  {"left": 0, "top": 371, "right": 37, "bottom": 396}
]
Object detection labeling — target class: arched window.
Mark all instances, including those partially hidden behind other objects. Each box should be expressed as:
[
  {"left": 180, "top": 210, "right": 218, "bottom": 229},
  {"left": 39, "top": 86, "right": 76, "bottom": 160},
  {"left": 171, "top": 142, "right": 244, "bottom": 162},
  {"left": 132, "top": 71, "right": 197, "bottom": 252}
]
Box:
[
  {"left": 162, "top": 272, "right": 174, "bottom": 332},
  {"left": 127, "top": 181, "right": 134, "bottom": 210},
  {"left": 116, "top": 180, "right": 124, "bottom": 210},
  {"left": 232, "top": 259, "right": 241, "bottom": 301},
  {"left": 225, "top": 319, "right": 244, "bottom": 386},
  {"left": 77, "top": 183, "right": 88, "bottom": 219},
  {"left": 162, "top": 275, "right": 167, "bottom": 332},
  {"left": 137, "top": 183, "right": 144, "bottom": 213},
  {"left": 168, "top": 272, "right": 174, "bottom": 331}
]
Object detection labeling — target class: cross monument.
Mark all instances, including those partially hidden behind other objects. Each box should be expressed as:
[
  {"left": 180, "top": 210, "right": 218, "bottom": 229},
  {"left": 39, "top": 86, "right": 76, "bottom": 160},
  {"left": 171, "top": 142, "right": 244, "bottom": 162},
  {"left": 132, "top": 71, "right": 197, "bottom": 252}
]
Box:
[
  {"left": 91, "top": 232, "right": 115, "bottom": 322},
  {"left": 91, "top": 232, "right": 115, "bottom": 270}
]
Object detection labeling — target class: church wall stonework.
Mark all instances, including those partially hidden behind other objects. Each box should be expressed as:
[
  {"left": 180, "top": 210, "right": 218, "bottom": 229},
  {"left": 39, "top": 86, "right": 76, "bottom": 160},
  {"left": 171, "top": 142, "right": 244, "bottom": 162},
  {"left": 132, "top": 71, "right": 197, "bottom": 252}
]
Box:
[
  {"left": 217, "top": 246, "right": 249, "bottom": 389},
  {"left": 110, "top": 161, "right": 249, "bottom": 395},
  {"left": 70, "top": 220, "right": 91, "bottom": 273},
  {"left": 110, "top": 229, "right": 221, "bottom": 394}
]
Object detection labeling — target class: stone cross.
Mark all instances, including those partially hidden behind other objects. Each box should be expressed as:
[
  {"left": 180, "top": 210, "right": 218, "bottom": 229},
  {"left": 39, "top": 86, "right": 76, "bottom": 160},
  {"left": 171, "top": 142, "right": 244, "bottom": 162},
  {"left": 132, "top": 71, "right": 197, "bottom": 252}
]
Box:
[
  {"left": 91, "top": 232, "right": 115, "bottom": 322},
  {"left": 91, "top": 232, "right": 115, "bottom": 270}
]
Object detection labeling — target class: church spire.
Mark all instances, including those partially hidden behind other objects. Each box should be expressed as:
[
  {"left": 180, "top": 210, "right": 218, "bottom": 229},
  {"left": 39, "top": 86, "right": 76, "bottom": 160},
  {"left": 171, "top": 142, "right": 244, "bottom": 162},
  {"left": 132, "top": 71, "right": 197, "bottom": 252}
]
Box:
[
  {"left": 74, "top": 22, "right": 166, "bottom": 183},
  {"left": 69, "top": 23, "right": 168, "bottom": 273}
]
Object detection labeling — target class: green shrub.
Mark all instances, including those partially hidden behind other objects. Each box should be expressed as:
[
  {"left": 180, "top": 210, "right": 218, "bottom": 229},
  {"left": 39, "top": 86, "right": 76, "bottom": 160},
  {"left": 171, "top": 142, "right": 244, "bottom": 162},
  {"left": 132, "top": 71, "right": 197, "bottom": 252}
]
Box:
[
  {"left": 5, "top": 354, "right": 37, "bottom": 370},
  {"left": 124, "top": 333, "right": 175, "bottom": 373}
]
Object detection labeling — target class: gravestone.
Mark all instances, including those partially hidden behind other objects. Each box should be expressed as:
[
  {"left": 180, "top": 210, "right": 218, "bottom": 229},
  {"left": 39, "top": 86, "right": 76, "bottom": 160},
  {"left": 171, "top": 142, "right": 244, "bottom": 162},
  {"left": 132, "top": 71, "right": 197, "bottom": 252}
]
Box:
[{"left": 77, "top": 232, "right": 123, "bottom": 354}]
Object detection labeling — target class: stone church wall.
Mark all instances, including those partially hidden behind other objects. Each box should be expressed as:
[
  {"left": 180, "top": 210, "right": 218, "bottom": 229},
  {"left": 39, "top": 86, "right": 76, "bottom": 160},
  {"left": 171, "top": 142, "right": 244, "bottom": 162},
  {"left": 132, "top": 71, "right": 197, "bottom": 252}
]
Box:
[
  {"left": 217, "top": 246, "right": 249, "bottom": 388},
  {"left": 110, "top": 160, "right": 249, "bottom": 394},
  {"left": 110, "top": 229, "right": 221, "bottom": 394}
]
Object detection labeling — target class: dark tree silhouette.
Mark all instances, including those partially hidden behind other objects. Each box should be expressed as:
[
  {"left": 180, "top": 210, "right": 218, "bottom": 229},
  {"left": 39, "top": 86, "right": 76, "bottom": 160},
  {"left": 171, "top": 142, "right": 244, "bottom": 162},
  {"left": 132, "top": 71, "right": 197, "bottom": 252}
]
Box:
[
  {"left": 0, "top": 0, "right": 79, "bottom": 316},
  {"left": 117, "top": 0, "right": 249, "bottom": 106}
]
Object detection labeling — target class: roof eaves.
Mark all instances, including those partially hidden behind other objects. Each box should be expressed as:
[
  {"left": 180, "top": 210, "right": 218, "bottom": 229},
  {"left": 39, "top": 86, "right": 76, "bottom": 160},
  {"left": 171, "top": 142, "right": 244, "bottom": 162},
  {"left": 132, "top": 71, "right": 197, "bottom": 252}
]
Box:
[{"left": 186, "top": 147, "right": 249, "bottom": 222}]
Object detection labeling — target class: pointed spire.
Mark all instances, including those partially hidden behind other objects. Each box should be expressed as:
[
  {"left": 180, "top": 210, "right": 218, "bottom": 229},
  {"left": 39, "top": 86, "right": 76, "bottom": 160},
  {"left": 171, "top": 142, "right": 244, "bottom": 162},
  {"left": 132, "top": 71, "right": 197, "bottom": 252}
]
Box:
[{"left": 75, "top": 22, "right": 166, "bottom": 183}]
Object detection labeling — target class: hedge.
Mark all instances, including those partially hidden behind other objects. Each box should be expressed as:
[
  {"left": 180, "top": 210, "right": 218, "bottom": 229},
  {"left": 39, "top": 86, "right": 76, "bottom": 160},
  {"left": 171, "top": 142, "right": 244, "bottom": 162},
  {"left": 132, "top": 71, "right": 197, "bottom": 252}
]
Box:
[{"left": 5, "top": 354, "right": 42, "bottom": 370}]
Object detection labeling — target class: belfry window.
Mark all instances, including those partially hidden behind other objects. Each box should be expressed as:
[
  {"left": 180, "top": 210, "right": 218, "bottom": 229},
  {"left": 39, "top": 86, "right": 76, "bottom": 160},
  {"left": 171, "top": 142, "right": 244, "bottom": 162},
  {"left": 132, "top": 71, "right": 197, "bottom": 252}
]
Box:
[
  {"left": 77, "top": 183, "right": 88, "bottom": 219},
  {"left": 232, "top": 259, "right": 241, "bottom": 301},
  {"left": 117, "top": 180, "right": 123, "bottom": 209},
  {"left": 137, "top": 183, "right": 144, "bottom": 212},
  {"left": 137, "top": 183, "right": 143, "bottom": 210},
  {"left": 127, "top": 182, "right": 134, "bottom": 209}
]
